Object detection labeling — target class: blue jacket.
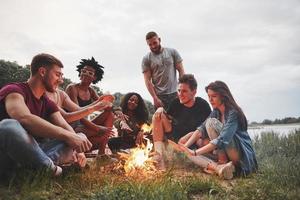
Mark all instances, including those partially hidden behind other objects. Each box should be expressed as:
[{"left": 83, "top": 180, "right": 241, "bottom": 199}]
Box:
[{"left": 198, "top": 109, "right": 258, "bottom": 175}]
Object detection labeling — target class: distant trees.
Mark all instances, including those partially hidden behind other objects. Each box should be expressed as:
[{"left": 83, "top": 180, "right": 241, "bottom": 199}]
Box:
[
  {"left": 0, "top": 60, "right": 30, "bottom": 88},
  {"left": 251, "top": 117, "right": 300, "bottom": 125}
]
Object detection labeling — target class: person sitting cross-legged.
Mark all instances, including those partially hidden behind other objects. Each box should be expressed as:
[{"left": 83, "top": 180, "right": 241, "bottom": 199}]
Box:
[
  {"left": 0, "top": 53, "right": 92, "bottom": 179},
  {"left": 46, "top": 82, "right": 115, "bottom": 156},
  {"left": 65, "top": 57, "right": 125, "bottom": 155},
  {"left": 178, "top": 81, "right": 258, "bottom": 179}
]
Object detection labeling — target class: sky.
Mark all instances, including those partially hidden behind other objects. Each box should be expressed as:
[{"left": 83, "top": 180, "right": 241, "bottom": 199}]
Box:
[{"left": 0, "top": 0, "right": 299, "bottom": 122}]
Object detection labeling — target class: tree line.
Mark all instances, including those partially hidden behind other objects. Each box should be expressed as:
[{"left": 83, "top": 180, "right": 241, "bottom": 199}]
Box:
[
  {"left": 251, "top": 117, "right": 300, "bottom": 125},
  {"left": 0, "top": 59, "right": 155, "bottom": 117}
]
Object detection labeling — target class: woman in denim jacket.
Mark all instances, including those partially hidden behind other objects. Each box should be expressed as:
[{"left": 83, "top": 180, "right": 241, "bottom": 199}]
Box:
[{"left": 178, "top": 81, "right": 258, "bottom": 179}]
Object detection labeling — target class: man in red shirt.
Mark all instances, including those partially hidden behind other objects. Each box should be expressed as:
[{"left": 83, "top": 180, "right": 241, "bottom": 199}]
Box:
[{"left": 0, "top": 53, "right": 92, "bottom": 178}]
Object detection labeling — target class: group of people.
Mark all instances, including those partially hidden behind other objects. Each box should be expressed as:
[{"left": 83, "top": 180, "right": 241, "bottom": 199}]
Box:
[{"left": 0, "top": 31, "right": 257, "bottom": 180}]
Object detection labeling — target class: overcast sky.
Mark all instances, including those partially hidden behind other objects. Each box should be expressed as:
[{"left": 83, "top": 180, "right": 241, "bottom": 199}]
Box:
[{"left": 1, "top": 0, "right": 299, "bottom": 122}]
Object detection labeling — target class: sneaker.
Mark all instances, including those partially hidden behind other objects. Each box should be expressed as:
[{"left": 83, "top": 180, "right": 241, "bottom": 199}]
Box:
[
  {"left": 53, "top": 165, "right": 62, "bottom": 177},
  {"left": 216, "top": 161, "right": 235, "bottom": 180},
  {"left": 151, "top": 152, "right": 166, "bottom": 171}
]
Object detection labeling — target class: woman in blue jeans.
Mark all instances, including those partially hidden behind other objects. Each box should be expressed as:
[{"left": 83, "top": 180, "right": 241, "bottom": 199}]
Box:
[{"left": 179, "top": 81, "right": 258, "bottom": 179}]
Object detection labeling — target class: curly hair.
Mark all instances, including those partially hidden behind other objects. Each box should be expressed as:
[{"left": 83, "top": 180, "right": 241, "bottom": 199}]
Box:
[
  {"left": 120, "top": 92, "right": 149, "bottom": 125},
  {"left": 76, "top": 57, "right": 104, "bottom": 84}
]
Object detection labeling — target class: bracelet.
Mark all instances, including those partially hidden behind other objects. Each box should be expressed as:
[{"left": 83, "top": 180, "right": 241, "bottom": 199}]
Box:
[{"left": 194, "top": 149, "right": 197, "bottom": 156}]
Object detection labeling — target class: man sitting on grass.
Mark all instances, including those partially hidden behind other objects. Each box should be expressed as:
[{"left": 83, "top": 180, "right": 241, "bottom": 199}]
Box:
[
  {"left": 151, "top": 74, "right": 211, "bottom": 170},
  {"left": 0, "top": 53, "right": 92, "bottom": 179}
]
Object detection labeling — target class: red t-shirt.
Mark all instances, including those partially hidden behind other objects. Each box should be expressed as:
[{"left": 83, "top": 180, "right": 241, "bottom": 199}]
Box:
[{"left": 0, "top": 82, "right": 59, "bottom": 121}]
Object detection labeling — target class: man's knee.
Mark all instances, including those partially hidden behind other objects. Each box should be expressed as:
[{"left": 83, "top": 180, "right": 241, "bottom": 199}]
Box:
[
  {"left": 0, "top": 119, "right": 33, "bottom": 143},
  {"left": 0, "top": 119, "right": 25, "bottom": 135}
]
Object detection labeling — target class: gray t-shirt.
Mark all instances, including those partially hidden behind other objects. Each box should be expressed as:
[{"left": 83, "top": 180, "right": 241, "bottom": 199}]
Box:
[{"left": 142, "top": 47, "right": 183, "bottom": 95}]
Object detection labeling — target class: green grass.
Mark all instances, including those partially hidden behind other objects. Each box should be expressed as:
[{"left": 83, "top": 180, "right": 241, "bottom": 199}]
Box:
[{"left": 0, "top": 130, "right": 299, "bottom": 200}]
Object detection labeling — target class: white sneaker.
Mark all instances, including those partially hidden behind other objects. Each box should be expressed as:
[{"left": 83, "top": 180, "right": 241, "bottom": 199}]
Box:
[
  {"left": 53, "top": 165, "right": 62, "bottom": 176},
  {"left": 151, "top": 152, "right": 166, "bottom": 171},
  {"left": 216, "top": 161, "right": 235, "bottom": 180}
]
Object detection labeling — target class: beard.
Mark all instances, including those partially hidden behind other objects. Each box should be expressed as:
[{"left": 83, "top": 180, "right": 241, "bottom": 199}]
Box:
[
  {"left": 151, "top": 45, "right": 162, "bottom": 54},
  {"left": 42, "top": 73, "right": 55, "bottom": 92}
]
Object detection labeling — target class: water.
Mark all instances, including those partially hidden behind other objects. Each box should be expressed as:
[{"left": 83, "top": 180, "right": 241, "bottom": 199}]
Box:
[{"left": 248, "top": 123, "right": 300, "bottom": 138}]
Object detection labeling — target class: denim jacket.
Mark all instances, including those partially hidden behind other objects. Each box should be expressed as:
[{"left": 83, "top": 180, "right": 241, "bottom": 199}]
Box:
[{"left": 197, "top": 109, "right": 258, "bottom": 175}]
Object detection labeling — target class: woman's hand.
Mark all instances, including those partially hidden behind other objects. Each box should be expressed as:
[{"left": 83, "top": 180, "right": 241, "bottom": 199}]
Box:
[
  {"left": 93, "top": 100, "right": 112, "bottom": 111},
  {"left": 115, "top": 110, "right": 129, "bottom": 121},
  {"left": 135, "top": 131, "right": 144, "bottom": 145},
  {"left": 99, "top": 94, "right": 115, "bottom": 103},
  {"left": 120, "top": 121, "right": 133, "bottom": 133},
  {"left": 98, "top": 126, "right": 115, "bottom": 137}
]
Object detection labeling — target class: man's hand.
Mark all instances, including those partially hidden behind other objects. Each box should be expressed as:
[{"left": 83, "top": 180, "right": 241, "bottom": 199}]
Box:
[
  {"left": 135, "top": 131, "right": 144, "bottom": 145},
  {"left": 153, "top": 97, "right": 164, "bottom": 109},
  {"left": 75, "top": 152, "right": 87, "bottom": 168},
  {"left": 66, "top": 133, "right": 92, "bottom": 153},
  {"left": 178, "top": 131, "right": 194, "bottom": 145},
  {"left": 153, "top": 107, "right": 165, "bottom": 120}
]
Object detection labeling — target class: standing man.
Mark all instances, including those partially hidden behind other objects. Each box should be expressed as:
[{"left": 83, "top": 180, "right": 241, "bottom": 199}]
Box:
[
  {"left": 151, "top": 74, "right": 211, "bottom": 170},
  {"left": 0, "top": 53, "right": 92, "bottom": 178},
  {"left": 142, "top": 31, "right": 185, "bottom": 110}
]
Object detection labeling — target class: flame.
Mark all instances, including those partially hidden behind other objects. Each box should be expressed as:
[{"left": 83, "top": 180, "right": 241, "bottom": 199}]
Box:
[
  {"left": 123, "top": 137, "right": 153, "bottom": 174},
  {"left": 141, "top": 123, "right": 152, "bottom": 133},
  {"left": 114, "top": 123, "right": 157, "bottom": 176},
  {"left": 115, "top": 139, "right": 155, "bottom": 175}
]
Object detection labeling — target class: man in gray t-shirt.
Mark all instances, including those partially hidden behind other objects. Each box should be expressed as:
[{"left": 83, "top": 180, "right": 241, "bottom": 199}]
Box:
[{"left": 142, "top": 31, "right": 185, "bottom": 110}]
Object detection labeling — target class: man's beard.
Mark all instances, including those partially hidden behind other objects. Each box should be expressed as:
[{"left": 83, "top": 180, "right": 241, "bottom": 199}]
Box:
[
  {"left": 42, "top": 73, "right": 55, "bottom": 92},
  {"left": 151, "top": 45, "right": 162, "bottom": 54}
]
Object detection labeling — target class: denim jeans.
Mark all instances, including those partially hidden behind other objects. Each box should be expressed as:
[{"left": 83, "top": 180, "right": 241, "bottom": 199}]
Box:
[{"left": 0, "top": 119, "right": 74, "bottom": 176}]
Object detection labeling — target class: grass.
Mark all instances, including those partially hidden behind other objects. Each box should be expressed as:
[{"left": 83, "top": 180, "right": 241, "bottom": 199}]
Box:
[{"left": 0, "top": 129, "right": 299, "bottom": 200}]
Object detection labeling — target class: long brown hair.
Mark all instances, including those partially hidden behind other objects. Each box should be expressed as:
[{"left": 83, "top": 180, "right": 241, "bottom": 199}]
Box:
[{"left": 205, "top": 81, "right": 247, "bottom": 130}]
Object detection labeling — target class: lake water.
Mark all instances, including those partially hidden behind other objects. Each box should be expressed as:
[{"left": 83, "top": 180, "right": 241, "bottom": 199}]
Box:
[{"left": 248, "top": 123, "right": 300, "bottom": 138}]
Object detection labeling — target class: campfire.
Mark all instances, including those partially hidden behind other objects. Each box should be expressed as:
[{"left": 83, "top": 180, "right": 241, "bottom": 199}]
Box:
[{"left": 115, "top": 123, "right": 157, "bottom": 176}]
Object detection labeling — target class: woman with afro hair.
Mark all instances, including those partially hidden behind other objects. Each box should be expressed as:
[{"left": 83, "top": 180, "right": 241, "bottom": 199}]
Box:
[{"left": 66, "top": 57, "right": 121, "bottom": 155}]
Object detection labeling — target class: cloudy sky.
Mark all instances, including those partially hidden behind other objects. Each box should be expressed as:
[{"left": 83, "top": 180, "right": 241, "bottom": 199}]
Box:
[{"left": 1, "top": 0, "right": 299, "bottom": 122}]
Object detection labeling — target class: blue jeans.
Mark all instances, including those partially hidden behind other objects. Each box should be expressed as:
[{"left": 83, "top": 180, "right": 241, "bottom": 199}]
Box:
[{"left": 0, "top": 119, "right": 74, "bottom": 176}]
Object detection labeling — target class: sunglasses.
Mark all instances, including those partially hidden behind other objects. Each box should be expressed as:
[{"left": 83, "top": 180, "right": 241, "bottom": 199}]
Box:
[{"left": 81, "top": 69, "right": 95, "bottom": 77}]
